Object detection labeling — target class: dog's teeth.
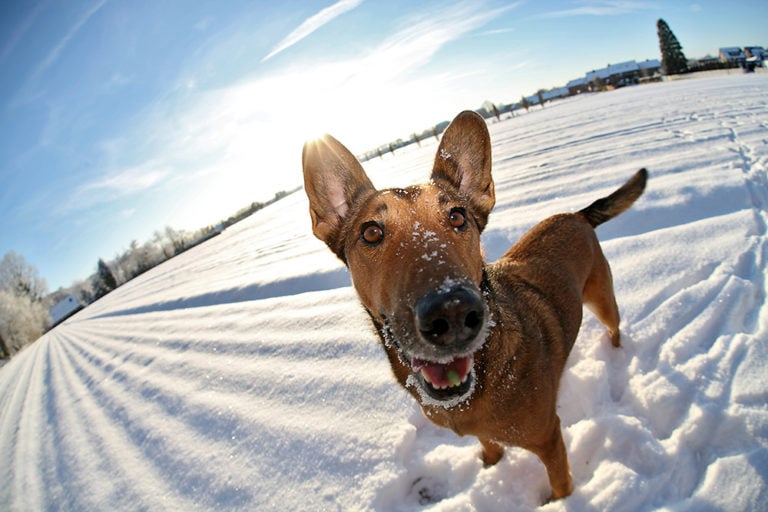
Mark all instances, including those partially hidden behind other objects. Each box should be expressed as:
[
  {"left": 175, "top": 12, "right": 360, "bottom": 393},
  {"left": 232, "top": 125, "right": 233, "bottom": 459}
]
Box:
[{"left": 420, "top": 369, "right": 432, "bottom": 384}]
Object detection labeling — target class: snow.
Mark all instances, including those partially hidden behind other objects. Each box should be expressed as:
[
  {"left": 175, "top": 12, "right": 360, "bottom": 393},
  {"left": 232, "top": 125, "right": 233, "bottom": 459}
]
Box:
[{"left": 2, "top": 74, "right": 767, "bottom": 511}]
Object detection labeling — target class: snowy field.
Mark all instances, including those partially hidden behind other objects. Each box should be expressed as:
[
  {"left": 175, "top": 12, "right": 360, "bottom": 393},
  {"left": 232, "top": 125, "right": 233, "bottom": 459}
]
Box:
[{"left": 1, "top": 74, "right": 767, "bottom": 511}]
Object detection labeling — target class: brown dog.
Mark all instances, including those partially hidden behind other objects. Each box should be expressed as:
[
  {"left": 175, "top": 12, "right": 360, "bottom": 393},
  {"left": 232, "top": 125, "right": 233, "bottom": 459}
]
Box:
[{"left": 302, "top": 110, "right": 647, "bottom": 501}]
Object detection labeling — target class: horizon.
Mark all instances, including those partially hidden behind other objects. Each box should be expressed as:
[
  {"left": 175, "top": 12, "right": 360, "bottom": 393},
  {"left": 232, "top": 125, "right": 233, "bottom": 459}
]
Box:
[{"left": 1, "top": 0, "right": 765, "bottom": 291}]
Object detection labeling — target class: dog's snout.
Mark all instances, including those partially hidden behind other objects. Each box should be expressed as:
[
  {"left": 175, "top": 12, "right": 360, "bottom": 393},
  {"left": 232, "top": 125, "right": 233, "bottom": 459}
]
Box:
[{"left": 416, "top": 285, "right": 485, "bottom": 347}]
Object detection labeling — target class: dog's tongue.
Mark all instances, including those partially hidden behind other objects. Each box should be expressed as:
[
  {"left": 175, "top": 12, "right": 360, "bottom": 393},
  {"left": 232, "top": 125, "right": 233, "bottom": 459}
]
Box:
[{"left": 411, "top": 355, "right": 472, "bottom": 388}]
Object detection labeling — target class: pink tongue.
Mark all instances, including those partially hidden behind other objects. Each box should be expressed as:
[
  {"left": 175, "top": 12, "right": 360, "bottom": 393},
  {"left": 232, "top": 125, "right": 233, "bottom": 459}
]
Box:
[{"left": 412, "top": 356, "right": 471, "bottom": 388}]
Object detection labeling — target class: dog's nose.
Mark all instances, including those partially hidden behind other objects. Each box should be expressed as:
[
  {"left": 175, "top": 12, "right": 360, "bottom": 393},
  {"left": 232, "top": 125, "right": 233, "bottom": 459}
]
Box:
[{"left": 416, "top": 285, "right": 485, "bottom": 347}]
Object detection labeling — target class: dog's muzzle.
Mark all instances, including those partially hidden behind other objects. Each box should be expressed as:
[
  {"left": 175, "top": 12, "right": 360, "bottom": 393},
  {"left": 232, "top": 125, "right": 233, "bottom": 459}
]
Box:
[{"left": 404, "top": 282, "right": 488, "bottom": 406}]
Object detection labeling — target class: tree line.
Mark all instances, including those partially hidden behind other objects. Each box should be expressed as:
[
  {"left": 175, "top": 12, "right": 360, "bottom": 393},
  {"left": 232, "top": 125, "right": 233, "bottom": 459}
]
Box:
[{"left": 0, "top": 189, "right": 298, "bottom": 359}]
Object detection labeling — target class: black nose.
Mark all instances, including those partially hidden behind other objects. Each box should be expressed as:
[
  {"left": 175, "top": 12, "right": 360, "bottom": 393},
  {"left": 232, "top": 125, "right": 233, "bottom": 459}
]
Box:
[{"left": 416, "top": 285, "right": 485, "bottom": 347}]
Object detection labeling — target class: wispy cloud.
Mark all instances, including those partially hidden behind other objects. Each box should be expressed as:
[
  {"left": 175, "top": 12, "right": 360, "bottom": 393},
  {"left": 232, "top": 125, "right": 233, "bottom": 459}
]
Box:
[
  {"left": 65, "top": 163, "right": 169, "bottom": 212},
  {"left": 9, "top": 0, "right": 108, "bottom": 108},
  {"left": 33, "top": 0, "right": 108, "bottom": 80},
  {"left": 537, "top": 1, "right": 658, "bottom": 18},
  {"left": 480, "top": 27, "right": 517, "bottom": 36},
  {"left": 355, "top": 2, "right": 513, "bottom": 82},
  {"left": 261, "top": 0, "right": 363, "bottom": 62},
  {"left": 80, "top": 0, "right": 513, "bottom": 227}
]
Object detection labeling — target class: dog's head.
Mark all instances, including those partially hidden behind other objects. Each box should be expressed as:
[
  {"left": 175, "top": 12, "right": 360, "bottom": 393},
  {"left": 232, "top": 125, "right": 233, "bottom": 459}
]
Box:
[{"left": 302, "top": 111, "right": 495, "bottom": 406}]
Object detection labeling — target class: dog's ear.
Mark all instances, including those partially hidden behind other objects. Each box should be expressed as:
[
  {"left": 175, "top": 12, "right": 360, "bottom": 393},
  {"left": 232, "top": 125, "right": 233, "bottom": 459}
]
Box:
[
  {"left": 303, "top": 134, "right": 376, "bottom": 259},
  {"left": 431, "top": 111, "right": 495, "bottom": 231}
]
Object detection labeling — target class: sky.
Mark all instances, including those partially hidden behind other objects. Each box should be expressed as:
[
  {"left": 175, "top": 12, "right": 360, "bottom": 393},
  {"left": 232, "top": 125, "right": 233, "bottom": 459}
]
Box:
[{"left": 0, "top": 0, "right": 765, "bottom": 291}]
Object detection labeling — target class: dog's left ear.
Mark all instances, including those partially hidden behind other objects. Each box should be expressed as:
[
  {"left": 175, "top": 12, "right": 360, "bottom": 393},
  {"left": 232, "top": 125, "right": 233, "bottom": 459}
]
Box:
[
  {"left": 431, "top": 110, "right": 495, "bottom": 231},
  {"left": 303, "top": 134, "right": 376, "bottom": 260}
]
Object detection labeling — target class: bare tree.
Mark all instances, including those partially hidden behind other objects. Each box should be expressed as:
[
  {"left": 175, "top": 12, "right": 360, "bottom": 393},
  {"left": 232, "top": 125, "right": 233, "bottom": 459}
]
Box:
[
  {"left": 0, "top": 251, "right": 51, "bottom": 357},
  {"left": 0, "top": 251, "right": 48, "bottom": 302}
]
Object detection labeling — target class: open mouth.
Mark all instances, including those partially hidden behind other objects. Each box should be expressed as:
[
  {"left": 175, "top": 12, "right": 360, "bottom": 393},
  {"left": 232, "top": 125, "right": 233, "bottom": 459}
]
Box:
[{"left": 409, "top": 354, "right": 475, "bottom": 404}]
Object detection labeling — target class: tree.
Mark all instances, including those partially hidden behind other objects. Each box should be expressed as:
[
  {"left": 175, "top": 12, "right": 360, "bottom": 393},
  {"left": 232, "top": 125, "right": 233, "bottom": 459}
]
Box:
[
  {"left": 0, "top": 332, "right": 9, "bottom": 359},
  {"left": 92, "top": 259, "right": 117, "bottom": 300},
  {"left": 0, "top": 290, "right": 50, "bottom": 356},
  {"left": 657, "top": 19, "right": 688, "bottom": 75},
  {"left": 0, "top": 251, "right": 48, "bottom": 302},
  {"left": 0, "top": 252, "right": 50, "bottom": 357}
]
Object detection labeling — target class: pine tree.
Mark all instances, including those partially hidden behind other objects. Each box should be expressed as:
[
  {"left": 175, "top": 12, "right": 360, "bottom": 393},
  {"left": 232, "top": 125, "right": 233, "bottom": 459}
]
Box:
[
  {"left": 657, "top": 19, "right": 688, "bottom": 75},
  {"left": 93, "top": 258, "right": 117, "bottom": 299}
]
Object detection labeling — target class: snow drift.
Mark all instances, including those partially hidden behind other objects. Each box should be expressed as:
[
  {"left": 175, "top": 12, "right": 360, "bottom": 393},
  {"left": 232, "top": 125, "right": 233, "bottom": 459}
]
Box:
[{"left": 1, "top": 75, "right": 767, "bottom": 511}]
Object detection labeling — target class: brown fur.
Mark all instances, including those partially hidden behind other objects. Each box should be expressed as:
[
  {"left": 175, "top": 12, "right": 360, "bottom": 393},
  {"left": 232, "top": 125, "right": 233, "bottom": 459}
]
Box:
[{"left": 303, "top": 110, "right": 647, "bottom": 501}]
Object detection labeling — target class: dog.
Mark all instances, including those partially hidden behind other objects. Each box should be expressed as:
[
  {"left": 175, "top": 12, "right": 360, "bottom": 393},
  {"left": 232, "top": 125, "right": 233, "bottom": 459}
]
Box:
[{"left": 302, "top": 110, "right": 647, "bottom": 501}]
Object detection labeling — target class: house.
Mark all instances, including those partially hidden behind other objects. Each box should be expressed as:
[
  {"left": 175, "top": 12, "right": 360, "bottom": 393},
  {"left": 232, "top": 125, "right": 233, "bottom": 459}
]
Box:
[
  {"left": 50, "top": 294, "right": 83, "bottom": 327},
  {"left": 585, "top": 67, "right": 612, "bottom": 91},
  {"left": 744, "top": 46, "right": 766, "bottom": 66},
  {"left": 637, "top": 59, "right": 662, "bottom": 77},
  {"left": 585, "top": 61, "right": 639, "bottom": 90},
  {"left": 541, "top": 87, "right": 569, "bottom": 101},
  {"left": 719, "top": 47, "right": 746, "bottom": 65},
  {"left": 567, "top": 77, "right": 589, "bottom": 95}
]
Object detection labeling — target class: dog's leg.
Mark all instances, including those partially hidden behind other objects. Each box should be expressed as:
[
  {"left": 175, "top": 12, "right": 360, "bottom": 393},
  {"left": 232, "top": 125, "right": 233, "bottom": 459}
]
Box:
[
  {"left": 529, "top": 415, "right": 573, "bottom": 501},
  {"left": 479, "top": 438, "right": 505, "bottom": 467},
  {"left": 583, "top": 250, "right": 621, "bottom": 347}
]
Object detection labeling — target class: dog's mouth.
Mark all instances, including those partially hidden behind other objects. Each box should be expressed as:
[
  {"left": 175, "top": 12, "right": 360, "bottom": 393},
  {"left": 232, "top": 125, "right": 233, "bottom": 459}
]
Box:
[{"left": 407, "top": 353, "right": 476, "bottom": 406}]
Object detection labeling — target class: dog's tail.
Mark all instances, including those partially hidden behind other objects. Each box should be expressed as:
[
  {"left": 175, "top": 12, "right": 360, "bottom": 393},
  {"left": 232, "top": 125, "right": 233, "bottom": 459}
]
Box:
[{"left": 579, "top": 168, "right": 648, "bottom": 227}]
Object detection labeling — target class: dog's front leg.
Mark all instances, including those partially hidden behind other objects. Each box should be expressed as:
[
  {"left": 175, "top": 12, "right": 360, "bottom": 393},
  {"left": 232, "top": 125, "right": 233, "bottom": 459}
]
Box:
[
  {"left": 529, "top": 415, "right": 573, "bottom": 501},
  {"left": 479, "top": 438, "right": 505, "bottom": 467}
]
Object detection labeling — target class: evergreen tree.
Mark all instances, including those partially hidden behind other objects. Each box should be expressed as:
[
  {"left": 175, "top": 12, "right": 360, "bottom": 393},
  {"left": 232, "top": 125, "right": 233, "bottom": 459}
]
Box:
[
  {"left": 93, "top": 258, "right": 117, "bottom": 299},
  {"left": 657, "top": 19, "right": 688, "bottom": 75}
]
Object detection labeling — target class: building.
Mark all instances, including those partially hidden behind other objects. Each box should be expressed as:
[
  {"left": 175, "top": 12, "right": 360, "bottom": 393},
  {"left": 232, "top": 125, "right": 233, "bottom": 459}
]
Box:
[
  {"left": 744, "top": 46, "right": 766, "bottom": 60},
  {"left": 719, "top": 47, "right": 746, "bottom": 65},
  {"left": 541, "top": 87, "right": 569, "bottom": 101},
  {"left": 566, "top": 77, "right": 589, "bottom": 96},
  {"left": 580, "top": 59, "right": 661, "bottom": 92},
  {"left": 50, "top": 294, "right": 83, "bottom": 326},
  {"left": 744, "top": 47, "right": 766, "bottom": 69},
  {"left": 638, "top": 59, "right": 662, "bottom": 77}
]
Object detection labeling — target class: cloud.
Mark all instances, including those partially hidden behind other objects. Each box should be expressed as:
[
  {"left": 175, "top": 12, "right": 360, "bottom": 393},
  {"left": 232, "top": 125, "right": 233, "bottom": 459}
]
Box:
[
  {"left": 9, "top": 0, "right": 108, "bottom": 108},
  {"left": 261, "top": 0, "right": 364, "bottom": 62},
  {"left": 32, "top": 0, "right": 108, "bottom": 81},
  {"left": 350, "top": 1, "right": 513, "bottom": 86},
  {"left": 536, "top": 0, "right": 658, "bottom": 18},
  {"left": 65, "top": 163, "right": 170, "bottom": 212},
  {"left": 76, "top": 0, "right": 512, "bottom": 228}
]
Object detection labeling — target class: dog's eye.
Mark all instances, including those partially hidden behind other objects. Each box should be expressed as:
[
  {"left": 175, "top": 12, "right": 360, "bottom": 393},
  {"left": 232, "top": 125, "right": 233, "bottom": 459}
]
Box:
[
  {"left": 361, "top": 222, "right": 384, "bottom": 245},
  {"left": 449, "top": 208, "right": 468, "bottom": 230}
]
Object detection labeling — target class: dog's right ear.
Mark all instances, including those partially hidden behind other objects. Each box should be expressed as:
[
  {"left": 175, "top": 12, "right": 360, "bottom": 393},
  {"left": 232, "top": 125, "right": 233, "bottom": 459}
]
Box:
[{"left": 302, "top": 135, "right": 376, "bottom": 259}]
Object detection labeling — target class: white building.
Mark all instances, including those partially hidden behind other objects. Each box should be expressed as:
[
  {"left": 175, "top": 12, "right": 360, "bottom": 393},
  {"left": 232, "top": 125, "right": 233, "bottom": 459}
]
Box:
[{"left": 50, "top": 294, "right": 83, "bottom": 326}]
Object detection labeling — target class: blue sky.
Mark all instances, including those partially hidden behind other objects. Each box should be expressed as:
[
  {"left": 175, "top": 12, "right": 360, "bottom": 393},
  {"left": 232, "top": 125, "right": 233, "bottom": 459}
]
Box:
[{"left": 1, "top": 0, "right": 764, "bottom": 291}]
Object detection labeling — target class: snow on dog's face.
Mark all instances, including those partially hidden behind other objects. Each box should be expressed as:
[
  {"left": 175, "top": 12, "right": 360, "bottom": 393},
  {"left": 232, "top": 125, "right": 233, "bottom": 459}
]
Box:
[
  {"left": 343, "top": 184, "right": 490, "bottom": 405},
  {"left": 303, "top": 111, "right": 495, "bottom": 407}
]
